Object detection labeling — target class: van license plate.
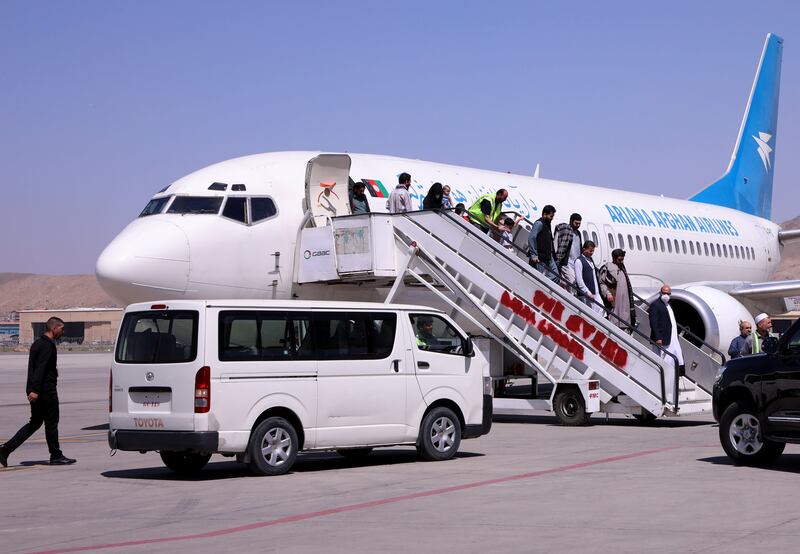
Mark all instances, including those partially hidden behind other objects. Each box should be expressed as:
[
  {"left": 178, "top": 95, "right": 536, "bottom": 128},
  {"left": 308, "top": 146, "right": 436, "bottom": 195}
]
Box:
[{"left": 129, "top": 391, "right": 172, "bottom": 413}]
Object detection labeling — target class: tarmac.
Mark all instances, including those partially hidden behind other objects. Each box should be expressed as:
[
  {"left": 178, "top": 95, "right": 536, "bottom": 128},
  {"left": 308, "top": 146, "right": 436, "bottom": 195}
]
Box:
[{"left": 2, "top": 352, "right": 800, "bottom": 554}]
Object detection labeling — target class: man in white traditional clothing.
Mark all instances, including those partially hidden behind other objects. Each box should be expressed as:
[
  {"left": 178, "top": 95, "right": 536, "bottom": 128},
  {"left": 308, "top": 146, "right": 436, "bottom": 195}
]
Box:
[
  {"left": 648, "top": 284, "right": 684, "bottom": 372},
  {"left": 574, "top": 240, "right": 605, "bottom": 316}
]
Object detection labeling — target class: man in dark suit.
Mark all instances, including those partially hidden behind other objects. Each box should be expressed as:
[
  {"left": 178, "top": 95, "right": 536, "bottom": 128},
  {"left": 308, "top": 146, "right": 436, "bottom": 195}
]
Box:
[
  {"left": 649, "top": 285, "right": 673, "bottom": 347},
  {"left": 648, "top": 284, "right": 685, "bottom": 370},
  {"left": 0, "top": 317, "right": 76, "bottom": 466}
]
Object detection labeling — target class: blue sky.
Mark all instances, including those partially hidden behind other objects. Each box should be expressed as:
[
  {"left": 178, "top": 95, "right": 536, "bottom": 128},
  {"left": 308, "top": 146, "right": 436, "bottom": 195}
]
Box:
[{"left": 2, "top": 1, "right": 798, "bottom": 274}]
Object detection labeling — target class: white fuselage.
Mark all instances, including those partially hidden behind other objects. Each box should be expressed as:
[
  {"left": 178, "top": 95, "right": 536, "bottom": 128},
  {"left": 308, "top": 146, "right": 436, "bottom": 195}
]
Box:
[{"left": 96, "top": 151, "right": 781, "bottom": 305}]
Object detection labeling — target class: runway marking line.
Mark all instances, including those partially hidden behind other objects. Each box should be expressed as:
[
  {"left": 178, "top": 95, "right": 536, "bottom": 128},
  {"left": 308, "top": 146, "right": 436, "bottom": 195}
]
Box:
[{"left": 32, "top": 444, "right": 688, "bottom": 554}]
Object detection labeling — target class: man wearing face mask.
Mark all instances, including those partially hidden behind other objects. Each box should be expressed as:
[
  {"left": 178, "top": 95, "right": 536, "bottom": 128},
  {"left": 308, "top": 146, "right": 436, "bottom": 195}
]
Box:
[{"left": 648, "top": 284, "right": 684, "bottom": 370}]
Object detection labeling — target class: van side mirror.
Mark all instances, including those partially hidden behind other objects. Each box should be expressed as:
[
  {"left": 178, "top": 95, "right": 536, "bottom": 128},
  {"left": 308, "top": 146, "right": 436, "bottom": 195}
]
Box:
[{"left": 463, "top": 337, "right": 475, "bottom": 357}]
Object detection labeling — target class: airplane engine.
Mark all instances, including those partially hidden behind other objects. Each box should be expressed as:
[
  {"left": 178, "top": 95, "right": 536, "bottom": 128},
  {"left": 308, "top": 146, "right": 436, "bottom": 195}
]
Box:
[{"left": 647, "top": 285, "right": 754, "bottom": 353}]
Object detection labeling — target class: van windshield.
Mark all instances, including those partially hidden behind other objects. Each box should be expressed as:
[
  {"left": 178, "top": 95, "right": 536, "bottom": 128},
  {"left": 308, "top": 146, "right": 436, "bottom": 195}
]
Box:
[{"left": 116, "top": 311, "right": 198, "bottom": 364}]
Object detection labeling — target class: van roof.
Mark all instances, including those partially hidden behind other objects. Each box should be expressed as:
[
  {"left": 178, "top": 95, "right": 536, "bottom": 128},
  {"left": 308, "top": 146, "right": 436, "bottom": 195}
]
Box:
[{"left": 124, "top": 299, "right": 446, "bottom": 313}]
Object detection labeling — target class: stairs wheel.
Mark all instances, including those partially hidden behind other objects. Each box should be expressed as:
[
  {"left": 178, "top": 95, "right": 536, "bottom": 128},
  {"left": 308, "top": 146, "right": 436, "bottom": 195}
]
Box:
[
  {"left": 553, "top": 387, "right": 591, "bottom": 426},
  {"left": 633, "top": 412, "right": 658, "bottom": 424}
]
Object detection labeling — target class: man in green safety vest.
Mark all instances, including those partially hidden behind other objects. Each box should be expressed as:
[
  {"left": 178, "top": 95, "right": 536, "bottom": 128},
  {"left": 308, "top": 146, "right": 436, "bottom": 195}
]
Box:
[
  {"left": 467, "top": 189, "right": 508, "bottom": 234},
  {"left": 743, "top": 313, "right": 778, "bottom": 354}
]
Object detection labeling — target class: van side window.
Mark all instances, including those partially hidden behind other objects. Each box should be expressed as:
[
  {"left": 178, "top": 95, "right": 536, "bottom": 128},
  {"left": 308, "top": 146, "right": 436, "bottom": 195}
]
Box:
[
  {"left": 116, "top": 310, "right": 198, "bottom": 364},
  {"left": 219, "top": 311, "right": 312, "bottom": 361},
  {"left": 410, "top": 314, "right": 469, "bottom": 356},
  {"left": 311, "top": 312, "right": 396, "bottom": 360}
]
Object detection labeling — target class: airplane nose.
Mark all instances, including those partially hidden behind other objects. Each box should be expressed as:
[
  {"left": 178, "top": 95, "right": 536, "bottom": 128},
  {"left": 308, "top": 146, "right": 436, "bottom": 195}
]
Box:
[{"left": 96, "top": 220, "right": 190, "bottom": 304}]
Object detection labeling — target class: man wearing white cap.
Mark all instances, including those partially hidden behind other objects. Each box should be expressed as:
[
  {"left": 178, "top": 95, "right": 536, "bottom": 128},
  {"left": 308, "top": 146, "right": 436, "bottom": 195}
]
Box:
[{"left": 743, "top": 313, "right": 778, "bottom": 355}]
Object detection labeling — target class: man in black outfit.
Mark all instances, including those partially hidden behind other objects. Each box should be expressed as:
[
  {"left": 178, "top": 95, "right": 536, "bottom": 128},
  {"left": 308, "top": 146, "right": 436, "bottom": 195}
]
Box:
[{"left": 0, "top": 317, "right": 76, "bottom": 466}]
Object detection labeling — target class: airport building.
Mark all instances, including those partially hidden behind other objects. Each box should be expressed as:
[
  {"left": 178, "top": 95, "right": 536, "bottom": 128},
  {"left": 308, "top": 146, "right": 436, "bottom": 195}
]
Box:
[{"left": 18, "top": 308, "right": 123, "bottom": 345}]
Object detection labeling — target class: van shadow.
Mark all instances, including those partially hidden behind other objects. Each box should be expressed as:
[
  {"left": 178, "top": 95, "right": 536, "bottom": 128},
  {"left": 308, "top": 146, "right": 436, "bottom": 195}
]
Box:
[
  {"left": 697, "top": 453, "right": 800, "bottom": 474},
  {"left": 492, "top": 414, "right": 713, "bottom": 428},
  {"left": 101, "top": 449, "right": 484, "bottom": 481},
  {"left": 82, "top": 423, "right": 109, "bottom": 431}
]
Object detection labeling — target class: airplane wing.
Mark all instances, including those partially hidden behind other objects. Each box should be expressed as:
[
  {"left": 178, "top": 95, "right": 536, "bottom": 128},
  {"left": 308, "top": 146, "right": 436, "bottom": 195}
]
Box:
[{"left": 729, "top": 279, "right": 800, "bottom": 300}]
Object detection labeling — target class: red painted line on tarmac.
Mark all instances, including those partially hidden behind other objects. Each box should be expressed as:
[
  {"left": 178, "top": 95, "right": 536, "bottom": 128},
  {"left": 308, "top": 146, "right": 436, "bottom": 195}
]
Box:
[{"left": 33, "top": 445, "right": 683, "bottom": 554}]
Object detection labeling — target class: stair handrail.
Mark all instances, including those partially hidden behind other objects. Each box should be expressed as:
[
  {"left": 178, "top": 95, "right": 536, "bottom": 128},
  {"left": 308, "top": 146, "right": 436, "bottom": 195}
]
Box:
[{"left": 396, "top": 208, "right": 679, "bottom": 407}]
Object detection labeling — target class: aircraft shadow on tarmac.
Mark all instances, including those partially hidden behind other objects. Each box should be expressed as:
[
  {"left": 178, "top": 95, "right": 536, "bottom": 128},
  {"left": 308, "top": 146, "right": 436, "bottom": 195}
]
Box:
[
  {"left": 697, "top": 454, "right": 800, "bottom": 474},
  {"left": 101, "top": 450, "right": 484, "bottom": 481},
  {"left": 492, "top": 415, "right": 712, "bottom": 428}
]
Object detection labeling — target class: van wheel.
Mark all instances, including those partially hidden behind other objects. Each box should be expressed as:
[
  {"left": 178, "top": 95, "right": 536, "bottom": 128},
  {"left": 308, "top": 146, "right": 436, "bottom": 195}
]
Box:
[
  {"left": 336, "top": 448, "right": 373, "bottom": 459},
  {"left": 719, "top": 402, "right": 785, "bottom": 466},
  {"left": 417, "top": 407, "right": 461, "bottom": 461},
  {"left": 248, "top": 417, "right": 298, "bottom": 476},
  {"left": 553, "top": 387, "right": 591, "bottom": 426},
  {"left": 160, "top": 451, "right": 211, "bottom": 475}
]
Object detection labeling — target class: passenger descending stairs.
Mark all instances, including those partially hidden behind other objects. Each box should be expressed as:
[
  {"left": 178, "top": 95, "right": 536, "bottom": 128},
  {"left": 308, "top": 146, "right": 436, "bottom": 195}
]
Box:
[{"left": 387, "top": 210, "right": 712, "bottom": 419}]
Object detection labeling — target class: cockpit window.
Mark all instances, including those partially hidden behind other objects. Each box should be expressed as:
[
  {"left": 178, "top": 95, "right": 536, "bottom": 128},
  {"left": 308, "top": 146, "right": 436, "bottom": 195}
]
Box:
[
  {"left": 139, "top": 196, "right": 171, "bottom": 217},
  {"left": 208, "top": 182, "right": 228, "bottom": 191},
  {"left": 167, "top": 196, "right": 223, "bottom": 215},
  {"left": 222, "top": 197, "right": 248, "bottom": 223},
  {"left": 158, "top": 185, "right": 171, "bottom": 193},
  {"left": 251, "top": 197, "right": 278, "bottom": 223}
]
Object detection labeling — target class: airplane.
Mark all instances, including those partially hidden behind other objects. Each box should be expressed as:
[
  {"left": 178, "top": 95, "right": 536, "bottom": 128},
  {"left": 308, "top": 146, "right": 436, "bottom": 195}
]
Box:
[{"left": 96, "top": 33, "right": 800, "bottom": 354}]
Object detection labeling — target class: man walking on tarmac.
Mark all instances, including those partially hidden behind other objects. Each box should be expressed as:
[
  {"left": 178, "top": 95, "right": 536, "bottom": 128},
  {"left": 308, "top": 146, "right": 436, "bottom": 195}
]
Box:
[
  {"left": 0, "top": 317, "right": 76, "bottom": 467},
  {"left": 467, "top": 188, "right": 508, "bottom": 234}
]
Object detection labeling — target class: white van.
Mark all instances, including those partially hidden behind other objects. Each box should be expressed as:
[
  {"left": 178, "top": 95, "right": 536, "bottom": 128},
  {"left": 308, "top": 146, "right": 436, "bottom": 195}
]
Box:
[{"left": 109, "top": 300, "right": 492, "bottom": 475}]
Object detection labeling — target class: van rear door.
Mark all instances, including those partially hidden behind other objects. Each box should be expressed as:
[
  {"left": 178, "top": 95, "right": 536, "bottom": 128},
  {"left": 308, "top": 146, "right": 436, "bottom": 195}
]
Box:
[{"left": 111, "top": 309, "right": 202, "bottom": 432}]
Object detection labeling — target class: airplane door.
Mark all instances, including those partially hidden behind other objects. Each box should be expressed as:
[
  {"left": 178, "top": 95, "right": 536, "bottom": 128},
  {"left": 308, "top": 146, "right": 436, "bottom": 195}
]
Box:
[
  {"left": 586, "top": 222, "right": 605, "bottom": 263},
  {"left": 305, "top": 154, "right": 352, "bottom": 226}
]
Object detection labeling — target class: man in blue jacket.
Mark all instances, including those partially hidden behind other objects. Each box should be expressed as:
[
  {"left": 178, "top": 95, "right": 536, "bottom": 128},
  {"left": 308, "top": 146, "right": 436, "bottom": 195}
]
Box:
[{"left": 0, "top": 317, "right": 76, "bottom": 467}]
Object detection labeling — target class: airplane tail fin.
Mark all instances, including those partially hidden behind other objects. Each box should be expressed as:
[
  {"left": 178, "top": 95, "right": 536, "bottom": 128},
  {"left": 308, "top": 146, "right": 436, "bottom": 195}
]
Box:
[{"left": 690, "top": 33, "right": 782, "bottom": 220}]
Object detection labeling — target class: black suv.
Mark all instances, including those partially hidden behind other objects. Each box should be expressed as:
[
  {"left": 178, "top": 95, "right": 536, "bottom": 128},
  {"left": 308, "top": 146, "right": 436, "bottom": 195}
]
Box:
[{"left": 713, "top": 318, "right": 800, "bottom": 466}]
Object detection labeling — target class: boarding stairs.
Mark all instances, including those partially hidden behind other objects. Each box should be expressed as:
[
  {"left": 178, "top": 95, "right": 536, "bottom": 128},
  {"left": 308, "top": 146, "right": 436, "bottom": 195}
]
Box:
[{"left": 505, "top": 213, "right": 723, "bottom": 416}]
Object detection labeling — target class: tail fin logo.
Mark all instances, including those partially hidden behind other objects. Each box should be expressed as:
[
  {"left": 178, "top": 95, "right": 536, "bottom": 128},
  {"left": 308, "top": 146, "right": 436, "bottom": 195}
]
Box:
[{"left": 753, "top": 131, "right": 773, "bottom": 172}]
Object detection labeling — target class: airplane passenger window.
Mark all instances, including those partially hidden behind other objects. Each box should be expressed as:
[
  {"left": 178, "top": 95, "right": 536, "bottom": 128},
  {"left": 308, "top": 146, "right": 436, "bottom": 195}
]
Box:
[
  {"left": 608, "top": 233, "right": 614, "bottom": 248},
  {"left": 582, "top": 231, "right": 589, "bottom": 243},
  {"left": 751, "top": 247, "right": 755, "bottom": 260},
  {"left": 251, "top": 197, "right": 278, "bottom": 223},
  {"left": 704, "top": 243, "right": 709, "bottom": 256},
  {"left": 734, "top": 245, "right": 740, "bottom": 259},
  {"left": 716, "top": 244, "right": 722, "bottom": 257},
  {"left": 681, "top": 240, "right": 686, "bottom": 254},
  {"left": 222, "top": 197, "right": 247, "bottom": 224},
  {"left": 167, "top": 196, "right": 223, "bottom": 215},
  {"left": 696, "top": 241, "right": 701, "bottom": 255},
  {"left": 652, "top": 237, "right": 658, "bottom": 252},
  {"left": 636, "top": 236, "right": 642, "bottom": 250},
  {"left": 673, "top": 239, "right": 680, "bottom": 253},
  {"left": 139, "top": 196, "right": 171, "bottom": 217},
  {"left": 591, "top": 232, "right": 599, "bottom": 249},
  {"left": 689, "top": 242, "right": 695, "bottom": 255},
  {"left": 618, "top": 234, "right": 624, "bottom": 249},
  {"left": 667, "top": 239, "right": 672, "bottom": 253},
  {"left": 722, "top": 244, "right": 727, "bottom": 258},
  {"left": 644, "top": 236, "right": 650, "bottom": 251},
  {"left": 628, "top": 235, "right": 634, "bottom": 249},
  {"left": 660, "top": 238, "right": 666, "bottom": 252}
]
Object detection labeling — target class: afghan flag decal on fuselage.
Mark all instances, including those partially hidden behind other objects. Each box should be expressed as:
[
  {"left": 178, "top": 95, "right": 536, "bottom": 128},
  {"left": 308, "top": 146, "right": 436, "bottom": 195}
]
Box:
[{"left": 363, "top": 179, "right": 389, "bottom": 198}]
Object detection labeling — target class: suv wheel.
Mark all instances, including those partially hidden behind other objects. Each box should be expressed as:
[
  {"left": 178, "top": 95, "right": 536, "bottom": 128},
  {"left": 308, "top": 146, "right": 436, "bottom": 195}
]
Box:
[
  {"left": 719, "top": 402, "right": 785, "bottom": 466},
  {"left": 417, "top": 407, "right": 461, "bottom": 461},
  {"left": 248, "top": 417, "right": 299, "bottom": 476}
]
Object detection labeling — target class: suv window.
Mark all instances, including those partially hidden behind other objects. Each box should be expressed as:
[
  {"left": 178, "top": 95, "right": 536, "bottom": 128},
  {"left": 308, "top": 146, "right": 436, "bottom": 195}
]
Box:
[
  {"left": 310, "top": 312, "right": 396, "bottom": 360},
  {"left": 219, "top": 311, "right": 311, "bottom": 361},
  {"left": 410, "top": 314, "right": 468, "bottom": 356},
  {"left": 116, "top": 311, "right": 198, "bottom": 363}
]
